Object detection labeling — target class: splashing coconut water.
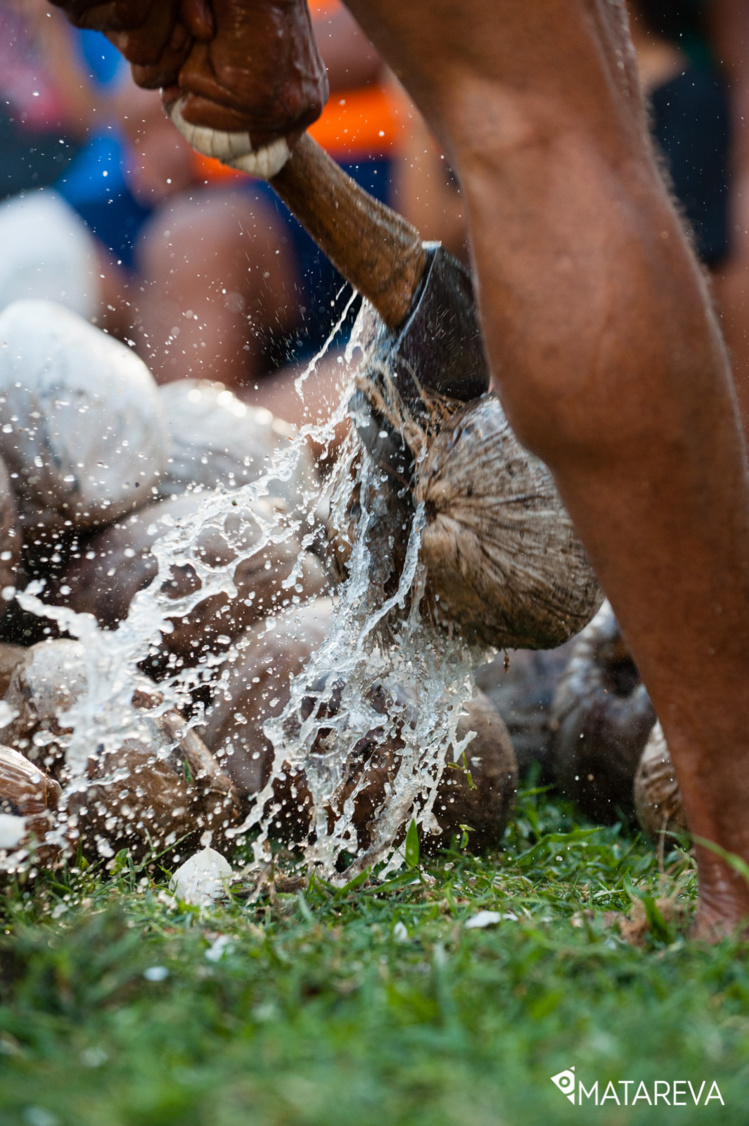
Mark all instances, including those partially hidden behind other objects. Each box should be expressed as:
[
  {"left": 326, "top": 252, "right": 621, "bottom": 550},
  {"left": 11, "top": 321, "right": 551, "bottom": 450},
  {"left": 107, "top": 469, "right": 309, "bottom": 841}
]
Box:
[{"left": 0, "top": 286, "right": 603, "bottom": 880}]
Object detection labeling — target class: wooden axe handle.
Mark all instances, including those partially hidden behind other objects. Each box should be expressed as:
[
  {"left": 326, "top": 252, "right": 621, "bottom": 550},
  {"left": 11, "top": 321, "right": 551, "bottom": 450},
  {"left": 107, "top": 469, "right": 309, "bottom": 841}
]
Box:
[{"left": 271, "top": 132, "right": 427, "bottom": 330}]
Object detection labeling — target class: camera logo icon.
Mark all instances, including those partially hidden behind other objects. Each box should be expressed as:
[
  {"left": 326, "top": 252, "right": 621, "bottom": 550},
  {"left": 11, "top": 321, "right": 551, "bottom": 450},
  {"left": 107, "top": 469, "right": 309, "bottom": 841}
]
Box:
[{"left": 550, "top": 1067, "right": 576, "bottom": 1103}]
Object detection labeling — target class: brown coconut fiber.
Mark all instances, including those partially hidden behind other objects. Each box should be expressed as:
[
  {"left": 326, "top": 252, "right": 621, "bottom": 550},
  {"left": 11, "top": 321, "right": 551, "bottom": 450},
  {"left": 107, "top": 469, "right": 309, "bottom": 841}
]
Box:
[{"left": 416, "top": 395, "right": 603, "bottom": 650}]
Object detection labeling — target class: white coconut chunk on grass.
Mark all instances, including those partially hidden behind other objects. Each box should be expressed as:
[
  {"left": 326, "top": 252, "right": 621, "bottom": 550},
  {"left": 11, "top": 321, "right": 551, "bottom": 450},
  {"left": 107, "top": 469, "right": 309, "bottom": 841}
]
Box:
[
  {"left": 464, "top": 910, "right": 518, "bottom": 929},
  {"left": 170, "top": 847, "right": 233, "bottom": 907}
]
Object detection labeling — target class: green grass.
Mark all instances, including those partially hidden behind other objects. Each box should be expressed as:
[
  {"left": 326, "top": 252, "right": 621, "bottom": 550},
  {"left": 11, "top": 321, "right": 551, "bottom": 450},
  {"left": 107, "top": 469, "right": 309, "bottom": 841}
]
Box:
[{"left": 1, "top": 785, "right": 748, "bottom": 1126}]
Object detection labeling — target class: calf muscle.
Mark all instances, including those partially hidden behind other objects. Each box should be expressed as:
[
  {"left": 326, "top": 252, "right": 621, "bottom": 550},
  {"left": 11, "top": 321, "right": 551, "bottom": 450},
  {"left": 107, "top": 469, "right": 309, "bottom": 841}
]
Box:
[{"left": 346, "top": 0, "right": 749, "bottom": 934}]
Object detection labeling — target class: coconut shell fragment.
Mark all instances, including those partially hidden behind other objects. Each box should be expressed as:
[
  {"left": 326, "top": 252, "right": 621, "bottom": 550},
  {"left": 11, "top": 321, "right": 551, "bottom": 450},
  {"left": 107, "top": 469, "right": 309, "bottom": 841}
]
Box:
[
  {"left": 634, "top": 722, "right": 687, "bottom": 840},
  {"left": 416, "top": 395, "right": 603, "bottom": 650},
  {"left": 548, "top": 602, "right": 657, "bottom": 822}
]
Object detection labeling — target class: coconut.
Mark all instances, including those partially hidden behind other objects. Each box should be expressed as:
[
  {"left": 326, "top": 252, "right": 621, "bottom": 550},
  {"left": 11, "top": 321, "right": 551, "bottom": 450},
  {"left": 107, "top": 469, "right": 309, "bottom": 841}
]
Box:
[
  {"left": 548, "top": 602, "right": 657, "bottom": 822},
  {"left": 157, "top": 379, "right": 316, "bottom": 513},
  {"left": 429, "top": 692, "right": 518, "bottom": 852},
  {"left": 0, "top": 639, "right": 240, "bottom": 861},
  {"left": 327, "top": 390, "right": 602, "bottom": 650},
  {"left": 0, "top": 190, "right": 99, "bottom": 320},
  {"left": 201, "top": 600, "right": 517, "bottom": 853},
  {"left": 0, "top": 299, "right": 168, "bottom": 530},
  {"left": 416, "top": 395, "right": 603, "bottom": 649},
  {"left": 474, "top": 642, "right": 576, "bottom": 778},
  {"left": 0, "top": 744, "right": 61, "bottom": 866},
  {"left": 200, "top": 598, "right": 333, "bottom": 808},
  {"left": 291, "top": 685, "right": 517, "bottom": 855},
  {"left": 634, "top": 722, "right": 687, "bottom": 840},
  {"left": 64, "top": 710, "right": 240, "bottom": 862},
  {"left": 51, "top": 491, "right": 329, "bottom": 662}
]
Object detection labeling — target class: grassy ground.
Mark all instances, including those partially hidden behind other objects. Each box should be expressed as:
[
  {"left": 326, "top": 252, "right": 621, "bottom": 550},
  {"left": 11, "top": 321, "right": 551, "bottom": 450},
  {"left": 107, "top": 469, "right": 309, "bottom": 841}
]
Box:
[{"left": 1, "top": 784, "right": 748, "bottom": 1126}]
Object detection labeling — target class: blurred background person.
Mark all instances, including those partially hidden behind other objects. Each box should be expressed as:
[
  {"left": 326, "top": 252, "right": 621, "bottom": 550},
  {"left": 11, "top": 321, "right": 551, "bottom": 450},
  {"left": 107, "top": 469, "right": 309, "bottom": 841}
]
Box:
[
  {"left": 707, "top": 0, "right": 749, "bottom": 432},
  {"left": 629, "top": 0, "right": 730, "bottom": 270},
  {"left": 0, "top": 0, "right": 93, "bottom": 198}
]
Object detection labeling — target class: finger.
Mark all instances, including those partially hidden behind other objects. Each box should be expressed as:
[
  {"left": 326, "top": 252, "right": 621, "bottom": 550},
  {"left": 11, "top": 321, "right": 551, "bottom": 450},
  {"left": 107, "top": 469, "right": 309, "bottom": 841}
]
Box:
[{"left": 175, "top": 0, "right": 328, "bottom": 144}]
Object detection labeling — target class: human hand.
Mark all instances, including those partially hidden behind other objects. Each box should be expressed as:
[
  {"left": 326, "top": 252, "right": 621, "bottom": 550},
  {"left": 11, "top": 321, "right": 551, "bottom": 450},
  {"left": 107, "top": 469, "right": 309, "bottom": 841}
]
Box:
[
  {"left": 47, "top": 1, "right": 190, "bottom": 87},
  {"left": 173, "top": 0, "right": 327, "bottom": 141},
  {"left": 49, "top": 0, "right": 329, "bottom": 177}
]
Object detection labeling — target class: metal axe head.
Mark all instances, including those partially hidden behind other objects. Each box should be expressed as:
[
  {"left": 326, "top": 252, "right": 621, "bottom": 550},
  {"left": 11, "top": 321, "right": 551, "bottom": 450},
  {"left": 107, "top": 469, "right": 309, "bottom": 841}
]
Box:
[{"left": 349, "top": 243, "right": 491, "bottom": 482}]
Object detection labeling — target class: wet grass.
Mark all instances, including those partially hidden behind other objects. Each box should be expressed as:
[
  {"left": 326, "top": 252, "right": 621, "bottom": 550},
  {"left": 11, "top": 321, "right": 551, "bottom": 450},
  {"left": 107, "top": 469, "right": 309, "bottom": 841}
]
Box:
[{"left": 1, "top": 785, "right": 748, "bottom": 1126}]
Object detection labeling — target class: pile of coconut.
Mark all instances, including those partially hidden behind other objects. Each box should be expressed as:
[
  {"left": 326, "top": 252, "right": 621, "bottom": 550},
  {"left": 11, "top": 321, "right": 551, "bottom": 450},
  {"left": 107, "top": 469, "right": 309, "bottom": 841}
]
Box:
[
  {"left": 0, "top": 296, "right": 674, "bottom": 881},
  {"left": 474, "top": 601, "right": 684, "bottom": 846}
]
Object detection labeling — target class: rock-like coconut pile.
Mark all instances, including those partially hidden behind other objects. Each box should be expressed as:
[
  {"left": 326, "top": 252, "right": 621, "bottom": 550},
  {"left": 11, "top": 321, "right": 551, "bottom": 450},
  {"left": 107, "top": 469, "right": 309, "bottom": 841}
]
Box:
[{"left": 0, "top": 299, "right": 542, "bottom": 875}]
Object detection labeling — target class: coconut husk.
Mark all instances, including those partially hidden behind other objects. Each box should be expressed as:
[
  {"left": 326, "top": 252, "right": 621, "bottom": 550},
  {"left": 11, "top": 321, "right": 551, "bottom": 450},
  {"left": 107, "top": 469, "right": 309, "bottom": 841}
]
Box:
[
  {"left": 50, "top": 491, "right": 328, "bottom": 662},
  {"left": 328, "top": 383, "right": 602, "bottom": 651},
  {"left": 323, "top": 438, "right": 417, "bottom": 621},
  {"left": 0, "top": 744, "right": 61, "bottom": 866},
  {"left": 634, "top": 722, "right": 687, "bottom": 840},
  {"left": 325, "top": 383, "right": 443, "bottom": 608},
  {"left": 548, "top": 602, "right": 657, "bottom": 822},
  {"left": 0, "top": 299, "right": 168, "bottom": 530},
  {"left": 416, "top": 395, "right": 603, "bottom": 649},
  {"left": 474, "top": 642, "right": 576, "bottom": 778},
  {"left": 157, "top": 379, "right": 316, "bottom": 514}
]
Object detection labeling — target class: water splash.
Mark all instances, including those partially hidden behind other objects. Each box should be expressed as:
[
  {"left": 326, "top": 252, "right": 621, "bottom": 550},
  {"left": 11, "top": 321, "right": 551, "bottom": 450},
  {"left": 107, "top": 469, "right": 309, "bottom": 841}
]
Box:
[{"left": 7, "top": 304, "right": 484, "bottom": 880}]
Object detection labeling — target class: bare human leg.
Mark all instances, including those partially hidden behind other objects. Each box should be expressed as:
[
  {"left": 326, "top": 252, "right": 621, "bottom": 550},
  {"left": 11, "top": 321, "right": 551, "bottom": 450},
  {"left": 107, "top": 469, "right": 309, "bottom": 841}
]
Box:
[
  {"left": 49, "top": 0, "right": 749, "bottom": 937},
  {"left": 344, "top": 0, "right": 749, "bottom": 937}
]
